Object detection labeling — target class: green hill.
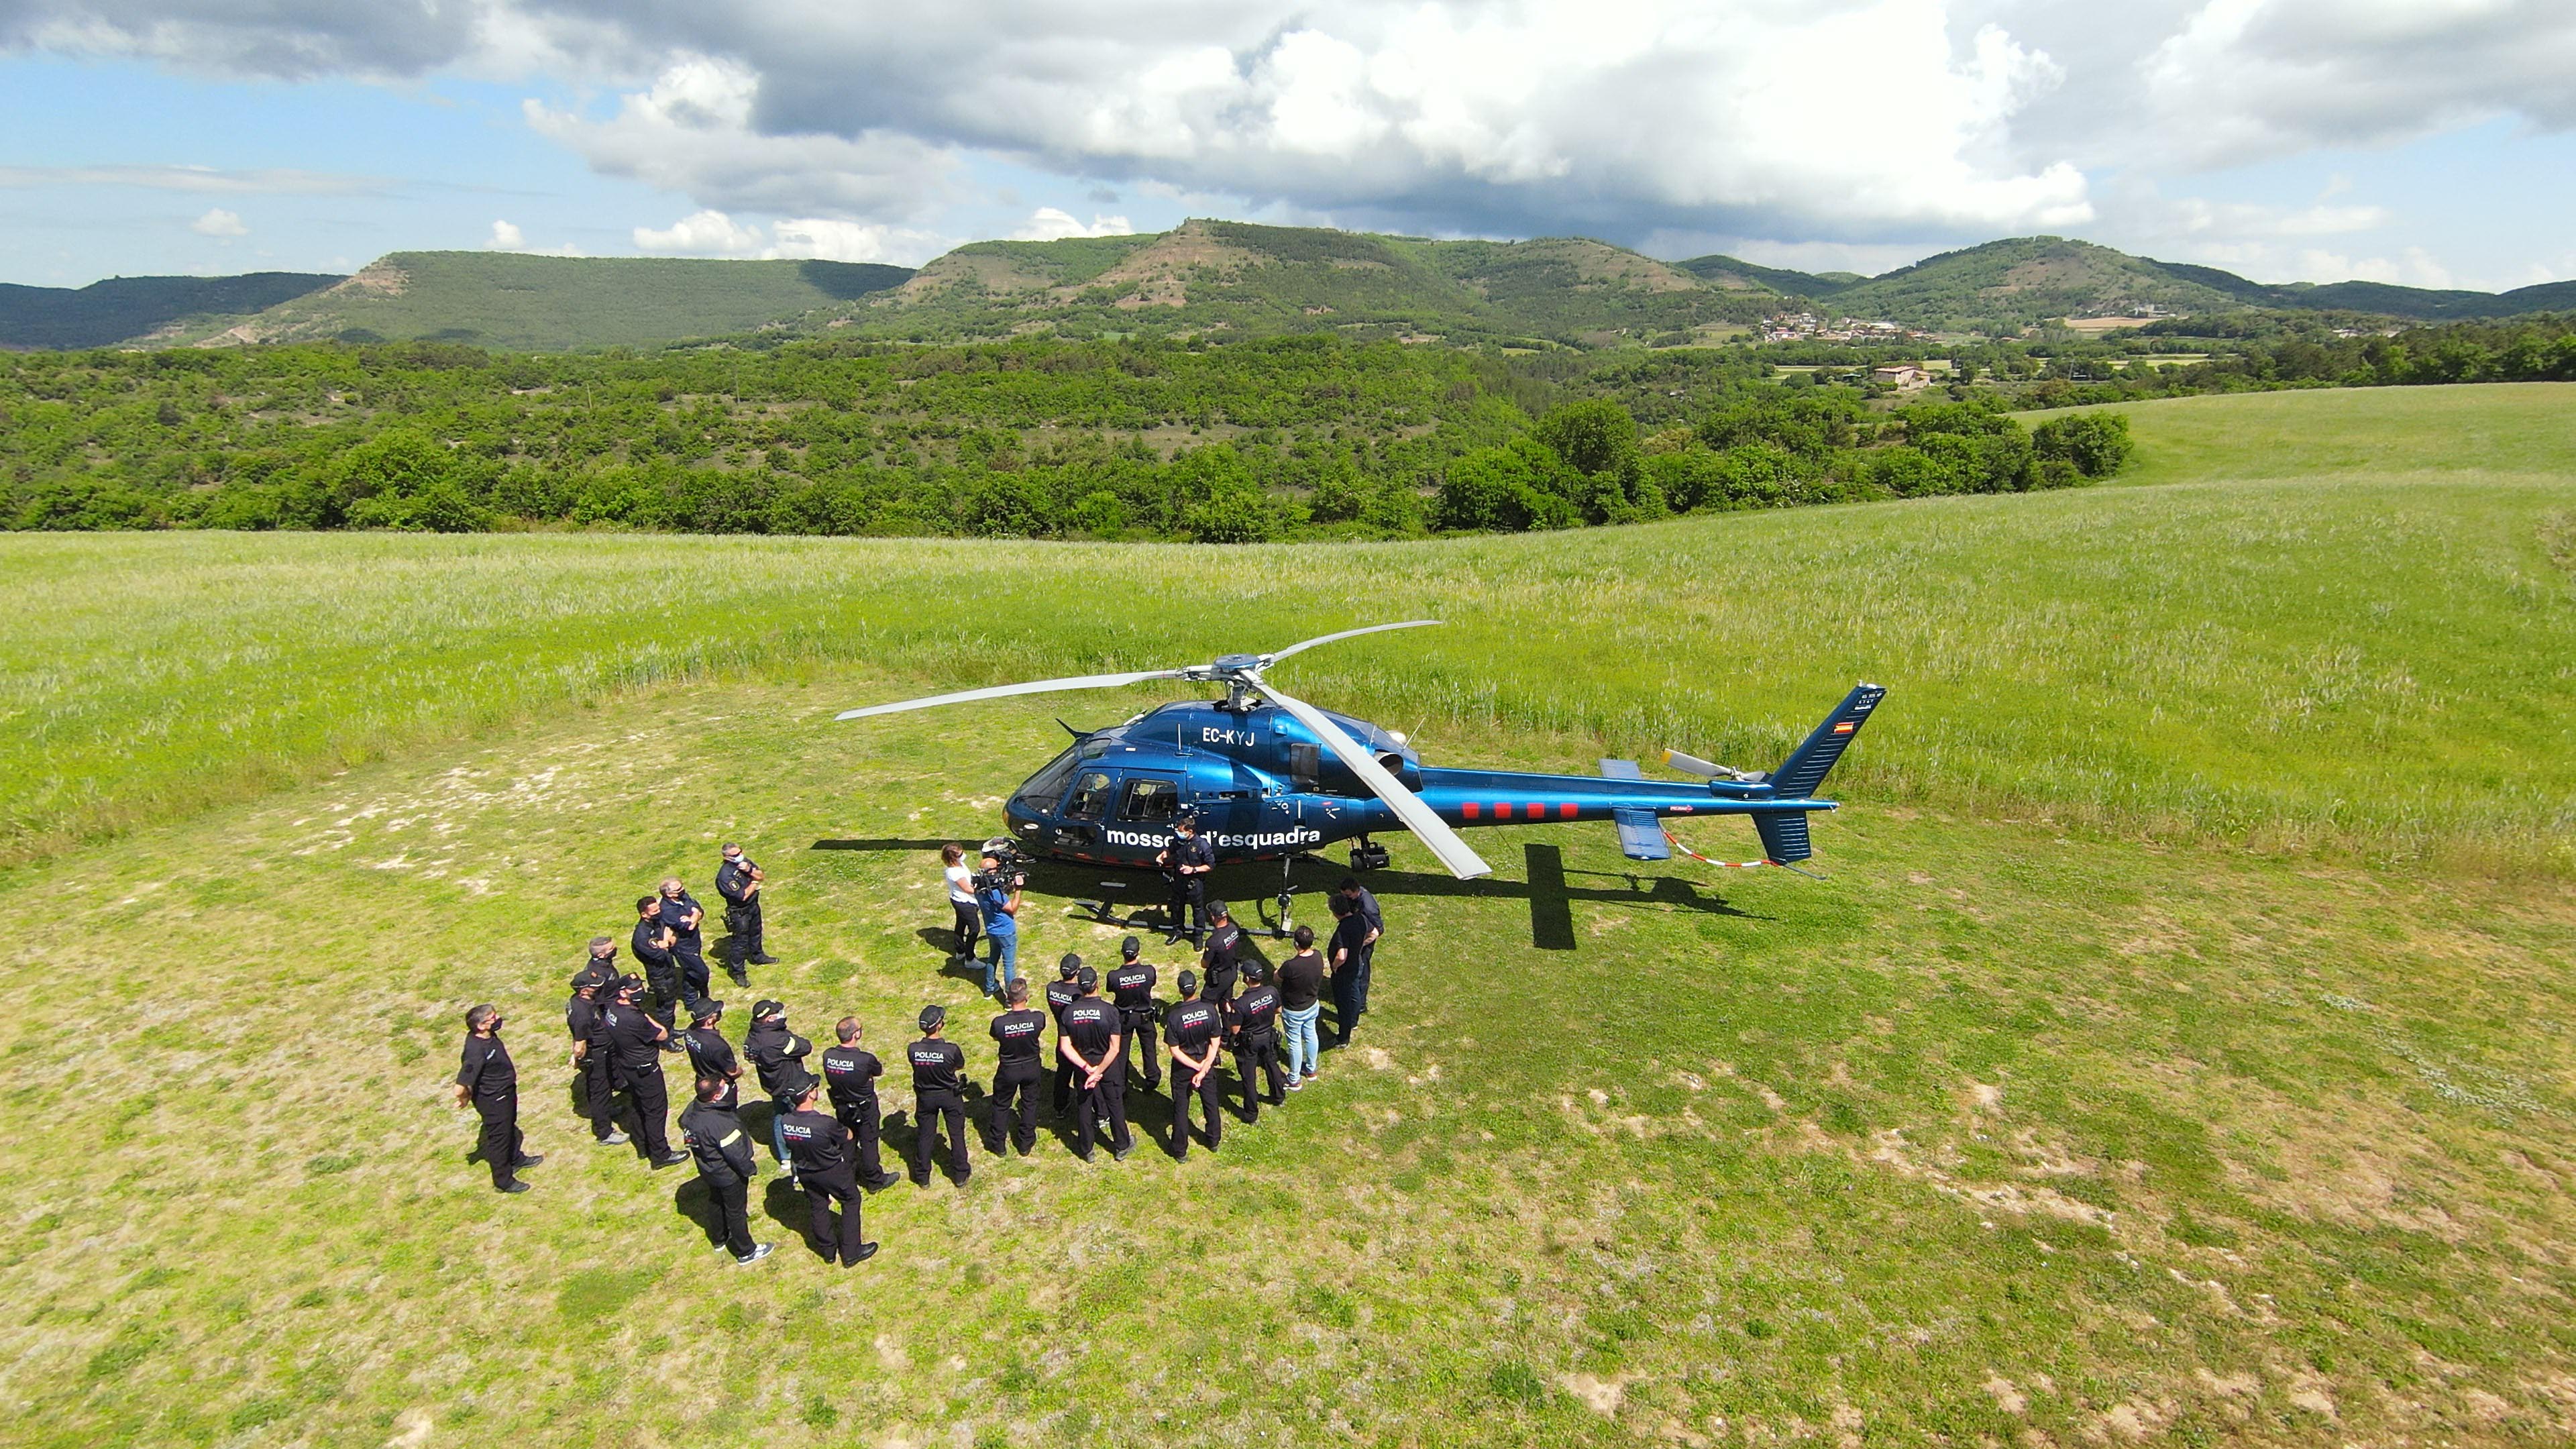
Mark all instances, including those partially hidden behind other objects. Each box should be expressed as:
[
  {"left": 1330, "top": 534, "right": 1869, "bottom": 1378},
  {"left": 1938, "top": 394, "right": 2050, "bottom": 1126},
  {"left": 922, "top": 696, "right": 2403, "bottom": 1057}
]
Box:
[
  {"left": 2, "top": 383, "right": 2571, "bottom": 1444},
  {"left": 1675, "top": 254, "right": 1858, "bottom": 297},
  {"left": 170, "top": 252, "right": 913, "bottom": 352},
  {"left": 847, "top": 219, "right": 1780, "bottom": 345},
  {"left": 0, "top": 271, "right": 341, "bottom": 351}
]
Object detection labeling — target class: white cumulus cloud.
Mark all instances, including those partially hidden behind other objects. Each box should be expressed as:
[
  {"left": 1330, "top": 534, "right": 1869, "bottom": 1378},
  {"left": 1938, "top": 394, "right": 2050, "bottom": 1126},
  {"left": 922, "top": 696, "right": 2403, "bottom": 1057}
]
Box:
[
  {"left": 633, "top": 208, "right": 943, "bottom": 264},
  {"left": 486, "top": 217, "right": 584, "bottom": 256},
  {"left": 189, "top": 206, "right": 248, "bottom": 235},
  {"left": 1012, "top": 208, "right": 1136, "bottom": 241}
]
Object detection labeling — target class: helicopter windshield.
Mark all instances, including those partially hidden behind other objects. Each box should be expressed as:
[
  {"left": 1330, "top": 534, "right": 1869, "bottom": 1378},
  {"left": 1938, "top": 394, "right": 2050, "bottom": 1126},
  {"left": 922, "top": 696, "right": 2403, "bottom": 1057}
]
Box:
[{"left": 1016, "top": 747, "right": 1083, "bottom": 814}]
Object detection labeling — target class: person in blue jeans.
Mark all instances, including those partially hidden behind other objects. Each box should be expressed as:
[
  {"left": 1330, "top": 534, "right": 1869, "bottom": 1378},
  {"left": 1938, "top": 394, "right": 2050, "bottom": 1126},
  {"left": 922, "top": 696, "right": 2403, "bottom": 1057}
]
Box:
[
  {"left": 1275, "top": 924, "right": 1327, "bottom": 1088},
  {"left": 977, "top": 853, "right": 1022, "bottom": 999}
]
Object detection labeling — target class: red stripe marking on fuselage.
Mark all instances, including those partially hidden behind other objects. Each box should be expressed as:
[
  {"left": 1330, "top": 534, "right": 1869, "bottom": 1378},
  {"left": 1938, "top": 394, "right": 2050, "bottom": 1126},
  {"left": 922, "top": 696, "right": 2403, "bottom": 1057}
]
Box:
[
  {"left": 1462, "top": 801, "right": 1481, "bottom": 820},
  {"left": 1495, "top": 802, "right": 1513, "bottom": 820}
]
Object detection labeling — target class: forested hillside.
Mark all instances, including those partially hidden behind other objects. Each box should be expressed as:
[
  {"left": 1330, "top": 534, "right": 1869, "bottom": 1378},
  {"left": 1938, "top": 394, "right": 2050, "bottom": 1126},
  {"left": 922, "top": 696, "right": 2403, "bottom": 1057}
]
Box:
[
  {"left": 0, "top": 336, "right": 2129, "bottom": 541},
  {"left": 0, "top": 271, "right": 340, "bottom": 350}
]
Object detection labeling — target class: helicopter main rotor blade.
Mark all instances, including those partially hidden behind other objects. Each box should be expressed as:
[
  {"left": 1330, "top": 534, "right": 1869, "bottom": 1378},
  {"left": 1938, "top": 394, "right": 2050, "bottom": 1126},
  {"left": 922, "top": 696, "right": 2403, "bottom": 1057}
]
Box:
[
  {"left": 1258, "top": 682, "right": 1492, "bottom": 881},
  {"left": 1263, "top": 619, "right": 1442, "bottom": 666},
  {"left": 835, "top": 669, "right": 1191, "bottom": 721}
]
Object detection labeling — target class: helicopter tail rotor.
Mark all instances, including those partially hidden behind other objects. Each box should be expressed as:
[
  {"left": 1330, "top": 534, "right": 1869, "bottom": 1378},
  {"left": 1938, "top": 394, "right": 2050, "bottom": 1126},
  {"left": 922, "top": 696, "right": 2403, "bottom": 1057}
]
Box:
[{"left": 1661, "top": 749, "right": 1767, "bottom": 784}]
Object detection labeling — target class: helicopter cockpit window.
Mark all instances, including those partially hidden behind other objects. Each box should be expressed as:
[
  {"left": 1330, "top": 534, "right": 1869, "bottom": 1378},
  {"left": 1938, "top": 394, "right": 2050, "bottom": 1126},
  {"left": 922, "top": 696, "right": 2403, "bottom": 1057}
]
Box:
[
  {"left": 1118, "top": 777, "right": 1182, "bottom": 822},
  {"left": 1016, "top": 747, "right": 1082, "bottom": 814},
  {"left": 1063, "top": 771, "right": 1115, "bottom": 822},
  {"left": 1287, "top": 742, "right": 1321, "bottom": 792}
]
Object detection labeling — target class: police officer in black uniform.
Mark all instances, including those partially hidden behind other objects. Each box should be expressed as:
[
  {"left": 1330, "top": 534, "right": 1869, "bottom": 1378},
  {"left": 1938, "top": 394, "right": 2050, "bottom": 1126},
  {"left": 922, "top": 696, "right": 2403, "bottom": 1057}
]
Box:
[
  {"left": 776, "top": 1067, "right": 878, "bottom": 1266},
  {"left": 659, "top": 876, "right": 712, "bottom": 1008},
  {"left": 682, "top": 998, "right": 742, "bottom": 1111},
  {"left": 743, "top": 1000, "right": 813, "bottom": 1184},
  {"left": 714, "top": 844, "right": 776, "bottom": 987},
  {"left": 1338, "top": 876, "right": 1385, "bottom": 1014},
  {"left": 987, "top": 981, "right": 1047, "bottom": 1157},
  {"left": 679, "top": 1073, "right": 773, "bottom": 1264},
  {"left": 566, "top": 954, "right": 627, "bottom": 1146},
  {"left": 1157, "top": 813, "right": 1215, "bottom": 945},
  {"left": 1044, "top": 954, "right": 1085, "bottom": 1117},
  {"left": 632, "top": 896, "right": 682, "bottom": 1030},
  {"left": 1060, "top": 966, "right": 1134, "bottom": 1162},
  {"left": 820, "top": 1017, "right": 902, "bottom": 1191},
  {"left": 1108, "top": 936, "right": 1161, "bottom": 1093},
  {"left": 602, "top": 977, "right": 691, "bottom": 1167},
  {"left": 454, "top": 1004, "right": 540, "bottom": 1193},
  {"left": 1165, "top": 970, "right": 1225, "bottom": 1160},
  {"left": 1228, "top": 962, "right": 1287, "bottom": 1120},
  {"left": 1199, "top": 901, "right": 1242, "bottom": 1009},
  {"left": 908, "top": 1006, "right": 971, "bottom": 1185}
]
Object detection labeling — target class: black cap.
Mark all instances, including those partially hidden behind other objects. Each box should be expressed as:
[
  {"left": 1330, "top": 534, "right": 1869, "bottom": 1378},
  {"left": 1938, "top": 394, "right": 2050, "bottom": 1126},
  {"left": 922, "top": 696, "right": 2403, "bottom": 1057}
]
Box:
[
  {"left": 614, "top": 974, "right": 646, "bottom": 996},
  {"left": 1121, "top": 935, "right": 1141, "bottom": 959},
  {"left": 1177, "top": 969, "right": 1198, "bottom": 994},
  {"left": 753, "top": 999, "right": 785, "bottom": 1019},
  {"left": 775, "top": 1064, "right": 817, "bottom": 1101},
  {"left": 1210, "top": 900, "right": 1230, "bottom": 920},
  {"left": 569, "top": 965, "right": 610, "bottom": 993},
  {"left": 1242, "top": 963, "right": 1267, "bottom": 984},
  {"left": 1057, "top": 953, "right": 1082, "bottom": 979},
  {"left": 692, "top": 998, "right": 724, "bottom": 1022},
  {"left": 918, "top": 1004, "right": 946, "bottom": 1032},
  {"left": 1075, "top": 965, "right": 1098, "bottom": 991}
]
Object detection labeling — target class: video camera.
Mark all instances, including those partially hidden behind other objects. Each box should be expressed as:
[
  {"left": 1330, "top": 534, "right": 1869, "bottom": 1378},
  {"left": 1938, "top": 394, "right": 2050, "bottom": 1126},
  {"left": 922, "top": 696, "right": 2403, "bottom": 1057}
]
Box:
[{"left": 972, "top": 837, "right": 1032, "bottom": 893}]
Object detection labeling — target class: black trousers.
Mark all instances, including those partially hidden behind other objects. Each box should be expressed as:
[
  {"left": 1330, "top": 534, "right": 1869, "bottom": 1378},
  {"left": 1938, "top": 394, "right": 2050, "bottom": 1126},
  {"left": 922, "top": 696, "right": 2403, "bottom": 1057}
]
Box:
[
  {"left": 1075, "top": 1070, "right": 1132, "bottom": 1158},
  {"left": 1122, "top": 1011, "right": 1161, "bottom": 1090},
  {"left": 1354, "top": 937, "right": 1377, "bottom": 1012},
  {"left": 1330, "top": 969, "right": 1362, "bottom": 1046},
  {"left": 802, "top": 1169, "right": 867, "bottom": 1263},
  {"left": 991, "top": 1061, "right": 1042, "bottom": 1153},
  {"left": 1233, "top": 1037, "right": 1284, "bottom": 1119},
  {"left": 1166, "top": 877, "right": 1206, "bottom": 936},
  {"left": 643, "top": 968, "right": 684, "bottom": 1029},
  {"left": 674, "top": 945, "right": 710, "bottom": 1002},
  {"left": 708, "top": 1175, "right": 754, "bottom": 1257},
  {"left": 835, "top": 1098, "right": 889, "bottom": 1182},
  {"left": 725, "top": 900, "right": 764, "bottom": 971},
  {"left": 1171, "top": 1061, "right": 1223, "bottom": 1158},
  {"left": 617, "top": 1066, "right": 672, "bottom": 1159},
  {"left": 1051, "top": 1057, "right": 1075, "bottom": 1115},
  {"left": 951, "top": 901, "right": 981, "bottom": 961},
  {"left": 474, "top": 1094, "right": 523, "bottom": 1189},
  {"left": 580, "top": 1050, "right": 618, "bottom": 1140},
  {"left": 915, "top": 1090, "right": 970, "bottom": 1180}
]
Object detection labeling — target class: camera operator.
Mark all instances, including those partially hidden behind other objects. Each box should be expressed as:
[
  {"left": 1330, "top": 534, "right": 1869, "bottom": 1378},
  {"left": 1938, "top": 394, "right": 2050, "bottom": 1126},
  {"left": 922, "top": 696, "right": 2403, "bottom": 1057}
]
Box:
[
  {"left": 1156, "top": 812, "right": 1214, "bottom": 947},
  {"left": 975, "top": 849, "right": 1023, "bottom": 1000},
  {"left": 715, "top": 844, "right": 775, "bottom": 987}
]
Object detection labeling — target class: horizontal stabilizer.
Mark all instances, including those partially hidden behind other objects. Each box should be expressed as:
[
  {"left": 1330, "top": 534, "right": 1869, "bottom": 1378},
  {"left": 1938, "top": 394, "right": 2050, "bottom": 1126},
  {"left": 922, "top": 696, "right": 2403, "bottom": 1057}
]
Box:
[
  {"left": 1599, "top": 760, "right": 1671, "bottom": 860},
  {"left": 1612, "top": 807, "right": 1671, "bottom": 861}
]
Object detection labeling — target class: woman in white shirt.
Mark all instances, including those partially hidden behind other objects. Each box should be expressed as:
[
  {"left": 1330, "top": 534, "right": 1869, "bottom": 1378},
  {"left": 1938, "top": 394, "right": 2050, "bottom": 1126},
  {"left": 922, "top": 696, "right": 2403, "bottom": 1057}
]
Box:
[{"left": 942, "top": 843, "right": 981, "bottom": 965}]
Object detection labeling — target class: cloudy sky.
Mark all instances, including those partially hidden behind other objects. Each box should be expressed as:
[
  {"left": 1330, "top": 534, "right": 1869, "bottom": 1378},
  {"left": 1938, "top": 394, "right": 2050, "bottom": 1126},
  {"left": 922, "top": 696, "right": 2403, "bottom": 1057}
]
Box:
[{"left": 4, "top": 0, "right": 2573, "bottom": 290}]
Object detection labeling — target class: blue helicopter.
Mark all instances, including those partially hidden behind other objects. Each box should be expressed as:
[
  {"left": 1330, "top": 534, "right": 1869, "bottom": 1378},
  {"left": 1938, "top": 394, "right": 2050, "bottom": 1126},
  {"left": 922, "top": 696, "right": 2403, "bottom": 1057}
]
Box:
[{"left": 839, "top": 622, "right": 1884, "bottom": 894}]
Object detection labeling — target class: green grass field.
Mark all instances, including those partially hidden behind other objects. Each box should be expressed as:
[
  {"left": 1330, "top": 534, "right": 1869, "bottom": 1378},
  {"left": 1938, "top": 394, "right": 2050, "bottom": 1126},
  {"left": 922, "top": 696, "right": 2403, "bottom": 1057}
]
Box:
[{"left": 3, "top": 385, "right": 2572, "bottom": 1446}]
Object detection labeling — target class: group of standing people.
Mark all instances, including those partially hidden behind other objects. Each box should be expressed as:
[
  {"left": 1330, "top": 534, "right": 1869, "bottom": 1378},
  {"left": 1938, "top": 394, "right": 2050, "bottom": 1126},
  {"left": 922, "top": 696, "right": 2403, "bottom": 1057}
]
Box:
[{"left": 451, "top": 838, "right": 1390, "bottom": 1271}]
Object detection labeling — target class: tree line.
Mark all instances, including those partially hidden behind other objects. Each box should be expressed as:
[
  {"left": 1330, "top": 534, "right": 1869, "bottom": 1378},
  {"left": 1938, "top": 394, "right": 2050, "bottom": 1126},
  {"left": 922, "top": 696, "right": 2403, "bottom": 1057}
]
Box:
[{"left": 0, "top": 335, "right": 2133, "bottom": 541}]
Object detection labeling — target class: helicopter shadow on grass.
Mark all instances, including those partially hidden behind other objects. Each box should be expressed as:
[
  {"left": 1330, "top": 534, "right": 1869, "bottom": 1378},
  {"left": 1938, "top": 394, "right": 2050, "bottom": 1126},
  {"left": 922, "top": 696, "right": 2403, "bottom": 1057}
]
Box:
[
  {"left": 1218, "top": 843, "right": 1770, "bottom": 952},
  {"left": 812, "top": 837, "right": 1760, "bottom": 956}
]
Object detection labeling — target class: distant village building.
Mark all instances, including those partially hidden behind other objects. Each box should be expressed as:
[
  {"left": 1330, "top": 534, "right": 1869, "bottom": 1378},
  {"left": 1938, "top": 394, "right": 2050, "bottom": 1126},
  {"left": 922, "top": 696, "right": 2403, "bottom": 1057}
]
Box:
[{"left": 1871, "top": 364, "right": 1931, "bottom": 391}]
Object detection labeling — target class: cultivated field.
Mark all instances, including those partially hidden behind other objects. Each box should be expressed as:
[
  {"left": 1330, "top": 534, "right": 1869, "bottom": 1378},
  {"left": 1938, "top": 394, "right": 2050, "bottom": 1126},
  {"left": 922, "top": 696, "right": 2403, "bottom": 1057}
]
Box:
[{"left": 2, "top": 384, "right": 2571, "bottom": 1446}]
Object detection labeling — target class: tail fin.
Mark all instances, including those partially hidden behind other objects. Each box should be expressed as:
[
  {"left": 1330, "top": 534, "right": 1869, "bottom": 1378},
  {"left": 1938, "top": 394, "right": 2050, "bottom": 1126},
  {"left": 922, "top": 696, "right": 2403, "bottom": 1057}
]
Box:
[
  {"left": 1751, "top": 812, "right": 1811, "bottom": 863},
  {"left": 1770, "top": 684, "right": 1887, "bottom": 800}
]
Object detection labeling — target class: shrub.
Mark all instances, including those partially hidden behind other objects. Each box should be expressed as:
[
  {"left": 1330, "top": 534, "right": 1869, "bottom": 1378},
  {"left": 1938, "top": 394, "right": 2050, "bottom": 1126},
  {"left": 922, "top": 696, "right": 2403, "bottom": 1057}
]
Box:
[{"left": 2033, "top": 411, "right": 2136, "bottom": 478}]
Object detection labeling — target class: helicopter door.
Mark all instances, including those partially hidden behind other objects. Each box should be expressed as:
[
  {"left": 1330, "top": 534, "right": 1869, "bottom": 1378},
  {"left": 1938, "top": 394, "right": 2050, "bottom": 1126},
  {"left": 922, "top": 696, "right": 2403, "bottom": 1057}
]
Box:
[
  {"left": 1053, "top": 768, "right": 1116, "bottom": 851},
  {"left": 1286, "top": 742, "right": 1320, "bottom": 793},
  {"left": 1116, "top": 775, "right": 1185, "bottom": 828}
]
